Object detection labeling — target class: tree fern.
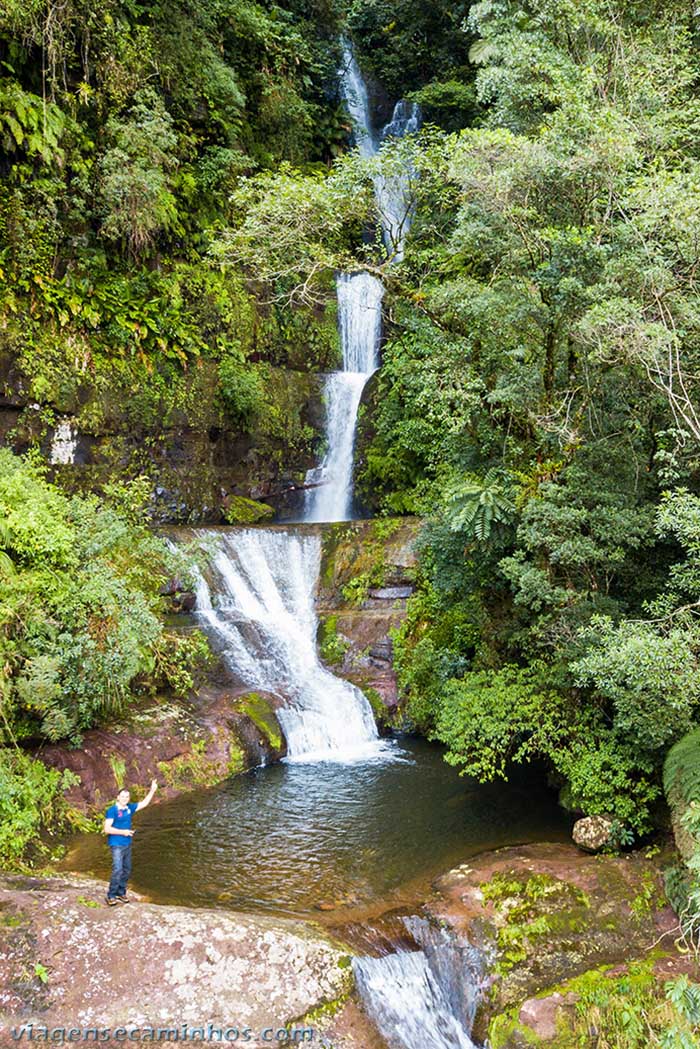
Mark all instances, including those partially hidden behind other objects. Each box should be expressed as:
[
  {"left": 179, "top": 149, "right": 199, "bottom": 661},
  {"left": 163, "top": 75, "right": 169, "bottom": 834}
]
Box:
[{"left": 445, "top": 468, "right": 515, "bottom": 541}]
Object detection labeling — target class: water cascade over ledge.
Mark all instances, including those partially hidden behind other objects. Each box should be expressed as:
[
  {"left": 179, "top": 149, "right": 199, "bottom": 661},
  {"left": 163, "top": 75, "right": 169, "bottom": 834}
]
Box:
[
  {"left": 303, "top": 42, "right": 420, "bottom": 523},
  {"left": 190, "top": 527, "right": 388, "bottom": 762},
  {"left": 353, "top": 917, "right": 484, "bottom": 1049}
]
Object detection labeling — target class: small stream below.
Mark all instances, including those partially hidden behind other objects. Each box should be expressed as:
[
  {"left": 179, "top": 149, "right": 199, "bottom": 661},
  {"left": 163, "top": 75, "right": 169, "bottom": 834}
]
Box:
[{"left": 63, "top": 739, "right": 570, "bottom": 921}]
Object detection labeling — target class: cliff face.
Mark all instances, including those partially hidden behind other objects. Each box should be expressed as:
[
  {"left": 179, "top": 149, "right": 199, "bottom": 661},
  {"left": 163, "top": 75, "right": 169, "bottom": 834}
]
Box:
[
  {"left": 317, "top": 518, "right": 421, "bottom": 719},
  {"left": 0, "top": 354, "right": 327, "bottom": 523}
]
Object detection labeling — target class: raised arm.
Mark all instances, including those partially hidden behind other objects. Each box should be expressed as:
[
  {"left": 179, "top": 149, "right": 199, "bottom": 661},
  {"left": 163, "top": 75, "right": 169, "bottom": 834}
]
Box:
[{"left": 136, "top": 779, "right": 158, "bottom": 812}]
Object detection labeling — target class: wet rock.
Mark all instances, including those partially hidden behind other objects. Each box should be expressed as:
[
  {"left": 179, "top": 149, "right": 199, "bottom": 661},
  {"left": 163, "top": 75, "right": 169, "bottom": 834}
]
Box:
[
  {"left": 368, "top": 586, "right": 413, "bottom": 600},
  {"left": 34, "top": 687, "right": 287, "bottom": 813},
  {"left": 0, "top": 873, "right": 353, "bottom": 1036},
  {"left": 572, "top": 815, "right": 614, "bottom": 852}
]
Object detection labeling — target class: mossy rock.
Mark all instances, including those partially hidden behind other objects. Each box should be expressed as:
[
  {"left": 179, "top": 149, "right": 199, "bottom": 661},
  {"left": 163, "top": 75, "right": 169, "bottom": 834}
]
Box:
[
  {"left": 237, "top": 691, "right": 284, "bottom": 751},
  {"left": 224, "top": 495, "right": 275, "bottom": 524},
  {"left": 318, "top": 614, "right": 350, "bottom": 667}
]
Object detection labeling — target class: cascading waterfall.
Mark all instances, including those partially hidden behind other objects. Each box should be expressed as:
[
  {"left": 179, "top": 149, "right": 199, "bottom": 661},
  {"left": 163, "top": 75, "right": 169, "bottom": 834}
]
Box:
[
  {"left": 353, "top": 918, "right": 485, "bottom": 1049},
  {"left": 304, "top": 271, "right": 384, "bottom": 523},
  {"left": 304, "top": 41, "right": 419, "bottom": 523},
  {"left": 190, "top": 527, "right": 387, "bottom": 762}
]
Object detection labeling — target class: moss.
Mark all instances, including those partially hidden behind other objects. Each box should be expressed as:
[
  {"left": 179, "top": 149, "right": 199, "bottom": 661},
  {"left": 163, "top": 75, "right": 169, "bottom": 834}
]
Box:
[
  {"left": 156, "top": 739, "right": 223, "bottom": 789},
  {"left": 227, "top": 741, "right": 246, "bottom": 775},
  {"left": 481, "top": 872, "right": 592, "bottom": 977},
  {"left": 223, "top": 495, "right": 275, "bottom": 525},
  {"left": 237, "top": 691, "right": 283, "bottom": 750},
  {"left": 318, "top": 614, "right": 350, "bottom": 666},
  {"left": 488, "top": 1013, "right": 542, "bottom": 1049}
]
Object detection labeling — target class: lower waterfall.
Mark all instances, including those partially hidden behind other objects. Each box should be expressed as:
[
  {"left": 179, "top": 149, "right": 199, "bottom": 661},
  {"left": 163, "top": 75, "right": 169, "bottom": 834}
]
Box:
[
  {"left": 353, "top": 918, "right": 484, "bottom": 1049},
  {"left": 190, "top": 526, "right": 389, "bottom": 762}
]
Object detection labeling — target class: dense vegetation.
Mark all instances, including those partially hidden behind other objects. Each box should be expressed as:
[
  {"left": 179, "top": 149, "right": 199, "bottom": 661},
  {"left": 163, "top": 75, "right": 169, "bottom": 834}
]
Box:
[
  {"left": 221, "top": 0, "right": 700, "bottom": 839},
  {"left": 4, "top": 0, "right": 700, "bottom": 860},
  {"left": 0, "top": 450, "right": 208, "bottom": 863}
]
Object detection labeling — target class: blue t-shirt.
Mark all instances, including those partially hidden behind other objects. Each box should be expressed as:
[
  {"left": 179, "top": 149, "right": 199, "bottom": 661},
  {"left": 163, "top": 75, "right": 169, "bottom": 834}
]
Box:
[{"left": 105, "top": 802, "right": 138, "bottom": 847}]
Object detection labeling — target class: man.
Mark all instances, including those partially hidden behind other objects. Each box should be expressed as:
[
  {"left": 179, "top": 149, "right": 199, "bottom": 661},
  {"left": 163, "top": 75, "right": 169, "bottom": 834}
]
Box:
[{"left": 103, "top": 779, "right": 157, "bottom": 906}]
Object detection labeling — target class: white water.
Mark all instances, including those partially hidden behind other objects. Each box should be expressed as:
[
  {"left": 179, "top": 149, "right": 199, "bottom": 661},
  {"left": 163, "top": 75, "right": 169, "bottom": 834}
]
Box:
[
  {"left": 191, "top": 527, "right": 389, "bottom": 762},
  {"left": 376, "top": 99, "right": 421, "bottom": 263},
  {"left": 305, "top": 272, "right": 384, "bottom": 522},
  {"left": 50, "top": 419, "right": 78, "bottom": 464},
  {"left": 304, "top": 43, "right": 419, "bottom": 523},
  {"left": 353, "top": 918, "right": 484, "bottom": 1049}
]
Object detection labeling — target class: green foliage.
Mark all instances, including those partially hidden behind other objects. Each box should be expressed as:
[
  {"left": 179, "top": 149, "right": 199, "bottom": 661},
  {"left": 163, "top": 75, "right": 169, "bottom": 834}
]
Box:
[
  {"left": 347, "top": 0, "right": 473, "bottom": 99},
  {"left": 318, "top": 614, "right": 350, "bottom": 666},
  {"left": 98, "top": 91, "right": 178, "bottom": 259},
  {"left": 445, "top": 468, "right": 515, "bottom": 541},
  {"left": 0, "top": 749, "right": 83, "bottom": 868},
  {"left": 0, "top": 449, "right": 208, "bottom": 744}
]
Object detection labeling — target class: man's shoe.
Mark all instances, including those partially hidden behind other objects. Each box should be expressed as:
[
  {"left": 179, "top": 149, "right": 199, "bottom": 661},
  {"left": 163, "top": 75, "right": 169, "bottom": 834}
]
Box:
[
  {"left": 115, "top": 895, "right": 130, "bottom": 903},
  {"left": 106, "top": 896, "right": 119, "bottom": 907}
]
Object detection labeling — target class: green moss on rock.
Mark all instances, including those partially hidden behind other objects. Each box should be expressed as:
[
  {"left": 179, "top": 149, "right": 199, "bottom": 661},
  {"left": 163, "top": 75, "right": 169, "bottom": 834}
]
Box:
[
  {"left": 223, "top": 496, "right": 275, "bottom": 524},
  {"left": 237, "top": 692, "right": 283, "bottom": 751}
]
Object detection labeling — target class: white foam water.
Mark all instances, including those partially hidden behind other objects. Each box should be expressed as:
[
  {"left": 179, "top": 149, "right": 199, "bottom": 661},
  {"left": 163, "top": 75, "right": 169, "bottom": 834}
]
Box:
[
  {"left": 50, "top": 419, "right": 78, "bottom": 465},
  {"left": 305, "top": 272, "right": 383, "bottom": 522},
  {"left": 191, "top": 527, "right": 391, "bottom": 763},
  {"left": 353, "top": 918, "right": 484, "bottom": 1049}
]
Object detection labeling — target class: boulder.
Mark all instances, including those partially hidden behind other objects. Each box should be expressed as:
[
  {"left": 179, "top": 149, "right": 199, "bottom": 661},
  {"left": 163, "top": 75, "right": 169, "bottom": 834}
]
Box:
[
  {"left": 518, "top": 992, "right": 578, "bottom": 1040},
  {"left": 0, "top": 873, "right": 352, "bottom": 1041},
  {"left": 572, "top": 815, "right": 614, "bottom": 853}
]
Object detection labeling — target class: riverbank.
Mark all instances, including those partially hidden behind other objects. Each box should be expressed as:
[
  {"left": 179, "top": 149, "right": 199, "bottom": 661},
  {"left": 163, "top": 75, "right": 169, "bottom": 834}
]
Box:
[{"left": 0, "top": 837, "right": 691, "bottom": 1049}]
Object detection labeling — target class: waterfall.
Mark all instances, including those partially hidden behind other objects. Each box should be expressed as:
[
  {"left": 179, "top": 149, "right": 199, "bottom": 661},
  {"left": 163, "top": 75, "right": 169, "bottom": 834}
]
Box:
[
  {"left": 375, "top": 99, "right": 421, "bottom": 263},
  {"left": 191, "top": 527, "right": 388, "bottom": 762},
  {"left": 304, "top": 272, "right": 384, "bottom": 523},
  {"left": 304, "top": 43, "right": 419, "bottom": 523},
  {"left": 353, "top": 918, "right": 484, "bottom": 1049}
]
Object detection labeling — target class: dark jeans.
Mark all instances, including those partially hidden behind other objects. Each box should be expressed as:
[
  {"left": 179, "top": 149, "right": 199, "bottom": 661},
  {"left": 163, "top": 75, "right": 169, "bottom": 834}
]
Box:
[{"left": 108, "top": 844, "right": 132, "bottom": 899}]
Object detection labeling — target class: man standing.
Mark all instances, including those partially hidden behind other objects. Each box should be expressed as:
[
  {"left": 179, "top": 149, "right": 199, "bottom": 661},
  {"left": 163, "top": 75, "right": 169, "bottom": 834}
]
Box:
[{"left": 103, "top": 779, "right": 157, "bottom": 906}]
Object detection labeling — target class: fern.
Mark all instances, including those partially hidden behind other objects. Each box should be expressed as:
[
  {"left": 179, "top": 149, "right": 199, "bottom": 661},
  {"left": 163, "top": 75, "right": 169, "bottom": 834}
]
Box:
[{"left": 445, "top": 468, "right": 515, "bottom": 541}]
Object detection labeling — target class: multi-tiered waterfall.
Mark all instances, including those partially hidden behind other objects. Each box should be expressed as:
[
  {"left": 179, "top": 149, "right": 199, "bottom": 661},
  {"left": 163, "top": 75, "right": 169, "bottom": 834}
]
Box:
[
  {"left": 188, "top": 42, "right": 420, "bottom": 762},
  {"left": 304, "top": 41, "right": 420, "bottom": 523}
]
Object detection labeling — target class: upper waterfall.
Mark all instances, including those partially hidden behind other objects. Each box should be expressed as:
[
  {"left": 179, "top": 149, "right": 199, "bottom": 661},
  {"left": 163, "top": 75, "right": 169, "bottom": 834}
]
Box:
[
  {"left": 304, "top": 271, "right": 384, "bottom": 523},
  {"left": 191, "top": 527, "right": 388, "bottom": 762},
  {"left": 303, "top": 42, "right": 419, "bottom": 524}
]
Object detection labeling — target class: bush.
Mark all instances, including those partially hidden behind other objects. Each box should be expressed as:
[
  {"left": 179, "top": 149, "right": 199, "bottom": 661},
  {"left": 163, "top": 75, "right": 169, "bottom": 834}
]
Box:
[
  {"left": 0, "top": 449, "right": 207, "bottom": 744},
  {"left": 0, "top": 749, "right": 85, "bottom": 869}
]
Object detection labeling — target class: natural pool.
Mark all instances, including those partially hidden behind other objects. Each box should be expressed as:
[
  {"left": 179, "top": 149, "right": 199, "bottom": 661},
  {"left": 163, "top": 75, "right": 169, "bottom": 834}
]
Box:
[{"left": 63, "top": 739, "right": 572, "bottom": 919}]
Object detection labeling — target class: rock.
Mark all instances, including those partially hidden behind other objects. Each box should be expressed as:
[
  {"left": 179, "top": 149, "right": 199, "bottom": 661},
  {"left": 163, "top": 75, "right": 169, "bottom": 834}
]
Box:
[
  {"left": 428, "top": 841, "right": 673, "bottom": 1041},
  {"left": 0, "top": 873, "right": 352, "bottom": 1036},
  {"left": 34, "top": 687, "right": 287, "bottom": 813},
  {"left": 518, "top": 992, "right": 578, "bottom": 1040},
  {"left": 176, "top": 590, "right": 196, "bottom": 612},
  {"left": 367, "top": 586, "right": 413, "bottom": 600},
  {"left": 572, "top": 815, "right": 614, "bottom": 852}
]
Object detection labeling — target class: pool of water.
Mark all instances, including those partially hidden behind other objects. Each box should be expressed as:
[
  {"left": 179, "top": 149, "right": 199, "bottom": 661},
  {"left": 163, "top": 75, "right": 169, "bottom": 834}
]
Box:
[{"left": 62, "top": 739, "right": 572, "bottom": 919}]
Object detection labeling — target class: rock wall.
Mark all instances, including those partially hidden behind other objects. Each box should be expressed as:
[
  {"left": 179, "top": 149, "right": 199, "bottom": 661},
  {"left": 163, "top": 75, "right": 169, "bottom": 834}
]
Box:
[
  {"left": 36, "top": 687, "right": 287, "bottom": 815},
  {"left": 317, "top": 518, "right": 420, "bottom": 720},
  {"left": 0, "top": 354, "right": 326, "bottom": 523}
]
